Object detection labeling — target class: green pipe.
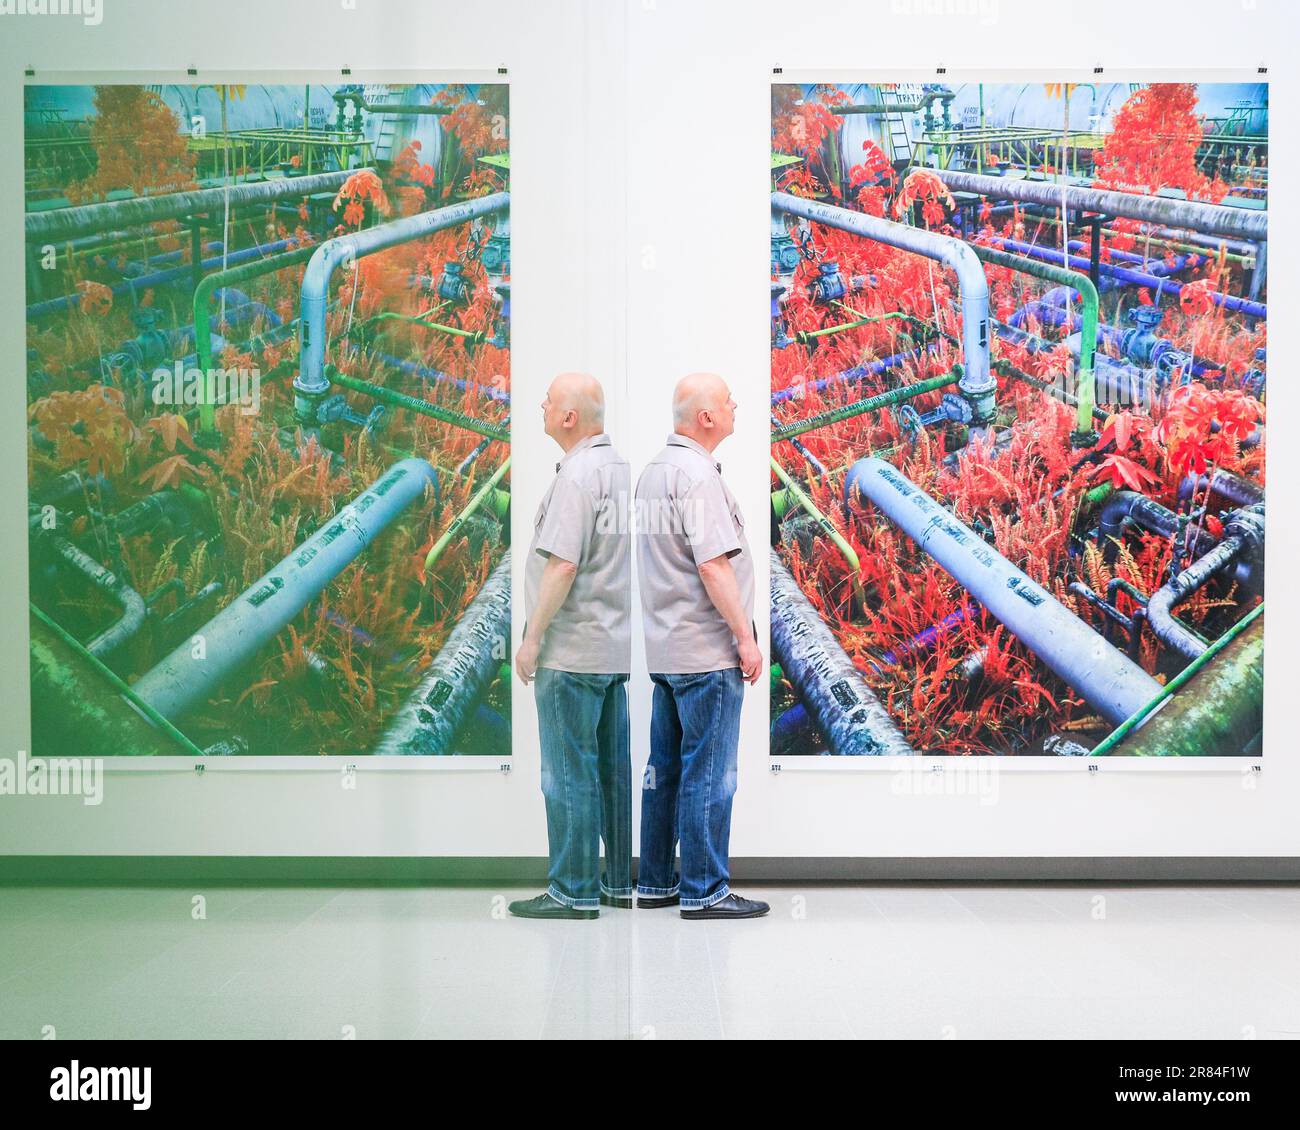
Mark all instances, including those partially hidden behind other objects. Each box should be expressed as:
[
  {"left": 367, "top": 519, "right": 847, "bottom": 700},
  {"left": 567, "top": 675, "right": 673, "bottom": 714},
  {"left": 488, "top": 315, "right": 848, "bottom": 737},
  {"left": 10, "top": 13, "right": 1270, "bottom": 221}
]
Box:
[
  {"left": 797, "top": 308, "right": 913, "bottom": 345},
  {"left": 1106, "top": 615, "right": 1264, "bottom": 757},
  {"left": 366, "top": 305, "right": 446, "bottom": 327},
  {"left": 193, "top": 242, "right": 317, "bottom": 430},
  {"left": 970, "top": 243, "right": 1097, "bottom": 436},
  {"left": 488, "top": 487, "right": 511, "bottom": 522},
  {"left": 772, "top": 487, "right": 792, "bottom": 520},
  {"left": 424, "top": 456, "right": 511, "bottom": 573},
  {"left": 1090, "top": 603, "right": 1263, "bottom": 756},
  {"left": 771, "top": 372, "right": 959, "bottom": 442},
  {"left": 30, "top": 603, "right": 207, "bottom": 758},
  {"left": 770, "top": 457, "right": 865, "bottom": 610},
  {"left": 328, "top": 366, "right": 509, "bottom": 442},
  {"left": 365, "top": 309, "right": 483, "bottom": 343}
]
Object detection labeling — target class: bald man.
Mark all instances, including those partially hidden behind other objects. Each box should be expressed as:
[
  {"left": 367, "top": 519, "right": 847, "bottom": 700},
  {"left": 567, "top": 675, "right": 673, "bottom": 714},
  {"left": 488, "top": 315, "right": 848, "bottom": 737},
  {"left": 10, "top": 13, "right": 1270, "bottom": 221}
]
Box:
[
  {"left": 510, "top": 373, "right": 632, "bottom": 920},
  {"left": 633, "top": 374, "right": 768, "bottom": 920}
]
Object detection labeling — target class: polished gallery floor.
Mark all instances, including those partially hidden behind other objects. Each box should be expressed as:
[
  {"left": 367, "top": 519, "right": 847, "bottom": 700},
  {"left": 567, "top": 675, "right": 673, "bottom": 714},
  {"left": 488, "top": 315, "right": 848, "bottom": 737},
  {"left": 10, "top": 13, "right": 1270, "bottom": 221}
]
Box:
[{"left": 1, "top": 884, "right": 1298, "bottom": 1040}]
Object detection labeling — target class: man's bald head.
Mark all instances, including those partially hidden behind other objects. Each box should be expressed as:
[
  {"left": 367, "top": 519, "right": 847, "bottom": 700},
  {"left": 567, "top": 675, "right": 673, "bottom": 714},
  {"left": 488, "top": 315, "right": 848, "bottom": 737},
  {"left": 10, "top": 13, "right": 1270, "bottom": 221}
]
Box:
[
  {"left": 672, "top": 372, "right": 735, "bottom": 451},
  {"left": 543, "top": 372, "right": 606, "bottom": 449}
]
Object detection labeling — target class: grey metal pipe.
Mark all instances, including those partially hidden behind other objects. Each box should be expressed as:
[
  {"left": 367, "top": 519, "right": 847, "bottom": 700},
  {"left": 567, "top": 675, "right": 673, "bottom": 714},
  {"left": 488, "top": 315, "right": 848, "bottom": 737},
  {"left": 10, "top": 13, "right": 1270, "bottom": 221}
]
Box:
[
  {"left": 770, "top": 549, "right": 916, "bottom": 756},
  {"left": 24, "top": 169, "right": 367, "bottom": 245},
  {"left": 372, "top": 553, "right": 512, "bottom": 756},
  {"left": 844, "top": 458, "right": 1161, "bottom": 727},
  {"left": 294, "top": 192, "right": 510, "bottom": 410},
  {"left": 1146, "top": 537, "right": 1246, "bottom": 660},
  {"left": 831, "top": 92, "right": 951, "bottom": 116},
  {"left": 932, "top": 169, "right": 1268, "bottom": 242},
  {"left": 771, "top": 192, "right": 993, "bottom": 418},
  {"left": 132, "top": 458, "right": 438, "bottom": 720},
  {"left": 47, "top": 536, "right": 147, "bottom": 658}
]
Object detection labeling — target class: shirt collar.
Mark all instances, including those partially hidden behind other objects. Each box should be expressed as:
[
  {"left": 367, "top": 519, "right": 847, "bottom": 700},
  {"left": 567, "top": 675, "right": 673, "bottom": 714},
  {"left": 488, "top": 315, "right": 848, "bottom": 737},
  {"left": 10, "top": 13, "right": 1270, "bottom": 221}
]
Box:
[
  {"left": 666, "top": 432, "right": 722, "bottom": 473},
  {"left": 556, "top": 431, "right": 611, "bottom": 472}
]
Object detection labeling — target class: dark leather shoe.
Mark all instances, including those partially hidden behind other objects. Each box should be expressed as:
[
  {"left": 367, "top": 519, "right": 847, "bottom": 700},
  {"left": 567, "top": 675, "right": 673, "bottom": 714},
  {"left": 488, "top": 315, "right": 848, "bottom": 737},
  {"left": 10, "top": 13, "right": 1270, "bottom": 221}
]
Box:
[
  {"left": 508, "top": 893, "right": 597, "bottom": 920},
  {"left": 600, "top": 893, "right": 632, "bottom": 909},
  {"left": 637, "top": 893, "right": 680, "bottom": 909},
  {"left": 680, "top": 893, "right": 770, "bottom": 920}
]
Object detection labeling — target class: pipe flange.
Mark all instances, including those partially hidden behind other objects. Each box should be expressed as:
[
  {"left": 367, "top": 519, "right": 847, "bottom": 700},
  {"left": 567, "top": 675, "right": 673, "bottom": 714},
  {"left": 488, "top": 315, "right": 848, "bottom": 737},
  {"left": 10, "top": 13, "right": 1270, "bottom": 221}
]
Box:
[{"left": 1224, "top": 503, "right": 1265, "bottom": 561}]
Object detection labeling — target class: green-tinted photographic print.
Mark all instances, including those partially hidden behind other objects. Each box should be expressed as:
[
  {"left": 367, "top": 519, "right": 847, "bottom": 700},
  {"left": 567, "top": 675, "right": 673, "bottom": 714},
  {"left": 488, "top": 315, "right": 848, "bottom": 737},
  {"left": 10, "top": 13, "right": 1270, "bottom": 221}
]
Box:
[{"left": 24, "top": 79, "right": 512, "bottom": 758}]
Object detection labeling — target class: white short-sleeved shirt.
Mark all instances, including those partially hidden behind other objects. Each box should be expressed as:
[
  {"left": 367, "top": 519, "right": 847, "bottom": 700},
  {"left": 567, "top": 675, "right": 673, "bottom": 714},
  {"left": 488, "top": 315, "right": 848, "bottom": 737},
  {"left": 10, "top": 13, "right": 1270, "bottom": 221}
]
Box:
[
  {"left": 634, "top": 433, "right": 755, "bottom": 674},
  {"left": 524, "top": 432, "right": 631, "bottom": 674}
]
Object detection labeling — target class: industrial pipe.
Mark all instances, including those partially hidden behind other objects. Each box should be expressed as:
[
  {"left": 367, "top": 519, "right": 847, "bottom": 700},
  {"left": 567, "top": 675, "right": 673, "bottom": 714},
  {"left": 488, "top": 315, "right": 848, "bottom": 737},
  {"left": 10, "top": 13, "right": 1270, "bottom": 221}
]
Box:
[
  {"left": 45, "top": 536, "right": 147, "bottom": 658},
  {"left": 132, "top": 458, "right": 439, "bottom": 720},
  {"left": 843, "top": 458, "right": 1162, "bottom": 726},
  {"left": 192, "top": 242, "right": 319, "bottom": 428},
  {"left": 424, "top": 456, "right": 511, "bottom": 573},
  {"left": 373, "top": 553, "right": 512, "bottom": 756},
  {"left": 772, "top": 372, "right": 960, "bottom": 442},
  {"left": 1108, "top": 615, "right": 1263, "bottom": 757},
  {"left": 294, "top": 193, "right": 510, "bottom": 416},
  {"left": 769, "top": 457, "right": 864, "bottom": 610},
  {"left": 28, "top": 236, "right": 303, "bottom": 320},
  {"left": 932, "top": 169, "right": 1268, "bottom": 243},
  {"left": 1092, "top": 604, "right": 1263, "bottom": 756},
  {"left": 771, "top": 192, "right": 994, "bottom": 420},
  {"left": 30, "top": 605, "right": 205, "bottom": 758},
  {"left": 1146, "top": 536, "right": 1247, "bottom": 660},
  {"left": 989, "top": 236, "right": 1266, "bottom": 319},
  {"left": 328, "top": 367, "right": 508, "bottom": 442},
  {"left": 771, "top": 347, "right": 933, "bottom": 406},
  {"left": 770, "top": 550, "right": 916, "bottom": 756},
  {"left": 25, "top": 169, "right": 366, "bottom": 245},
  {"left": 970, "top": 243, "right": 1098, "bottom": 436}
]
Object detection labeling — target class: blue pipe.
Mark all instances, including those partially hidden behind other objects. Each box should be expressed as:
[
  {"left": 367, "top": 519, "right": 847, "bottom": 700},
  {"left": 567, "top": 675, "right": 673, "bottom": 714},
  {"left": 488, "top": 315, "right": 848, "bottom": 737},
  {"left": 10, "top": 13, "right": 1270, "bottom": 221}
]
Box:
[
  {"left": 772, "top": 414, "right": 826, "bottom": 477},
  {"left": 990, "top": 237, "right": 1267, "bottom": 320},
  {"left": 772, "top": 192, "right": 995, "bottom": 420},
  {"left": 294, "top": 194, "right": 510, "bottom": 412},
  {"left": 115, "top": 241, "right": 222, "bottom": 276},
  {"left": 771, "top": 347, "right": 932, "bottom": 405},
  {"left": 132, "top": 458, "right": 439, "bottom": 720},
  {"left": 771, "top": 702, "right": 813, "bottom": 749},
  {"left": 27, "top": 237, "right": 300, "bottom": 319},
  {"left": 844, "top": 457, "right": 1162, "bottom": 726},
  {"left": 994, "top": 319, "right": 1153, "bottom": 408},
  {"left": 881, "top": 606, "right": 972, "bottom": 665},
  {"left": 372, "top": 351, "right": 511, "bottom": 404}
]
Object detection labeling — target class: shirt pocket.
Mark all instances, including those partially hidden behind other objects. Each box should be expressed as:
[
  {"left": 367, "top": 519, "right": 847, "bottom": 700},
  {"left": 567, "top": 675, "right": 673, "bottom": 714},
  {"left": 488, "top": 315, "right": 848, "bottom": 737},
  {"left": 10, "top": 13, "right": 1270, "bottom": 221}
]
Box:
[{"left": 729, "top": 501, "right": 746, "bottom": 536}]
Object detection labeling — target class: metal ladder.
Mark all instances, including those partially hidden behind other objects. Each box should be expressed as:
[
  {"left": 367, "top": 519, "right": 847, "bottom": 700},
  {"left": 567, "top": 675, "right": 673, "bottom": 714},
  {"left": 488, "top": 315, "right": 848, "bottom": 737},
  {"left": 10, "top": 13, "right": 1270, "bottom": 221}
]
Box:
[
  {"left": 363, "top": 83, "right": 402, "bottom": 162},
  {"left": 879, "top": 85, "right": 914, "bottom": 163}
]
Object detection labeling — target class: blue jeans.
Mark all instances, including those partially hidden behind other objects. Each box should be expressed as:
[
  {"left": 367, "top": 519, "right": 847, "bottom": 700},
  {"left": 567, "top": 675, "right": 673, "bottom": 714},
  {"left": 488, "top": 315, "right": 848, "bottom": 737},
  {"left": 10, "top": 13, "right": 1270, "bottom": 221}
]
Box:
[
  {"left": 638, "top": 668, "right": 744, "bottom": 909},
  {"left": 535, "top": 668, "right": 632, "bottom": 909}
]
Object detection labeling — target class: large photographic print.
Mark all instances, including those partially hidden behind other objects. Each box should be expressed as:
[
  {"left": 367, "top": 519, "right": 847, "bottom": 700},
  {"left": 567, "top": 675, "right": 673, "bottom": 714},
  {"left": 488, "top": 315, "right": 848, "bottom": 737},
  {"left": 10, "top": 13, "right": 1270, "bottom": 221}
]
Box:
[
  {"left": 769, "top": 81, "right": 1266, "bottom": 758},
  {"left": 25, "top": 80, "right": 511, "bottom": 758}
]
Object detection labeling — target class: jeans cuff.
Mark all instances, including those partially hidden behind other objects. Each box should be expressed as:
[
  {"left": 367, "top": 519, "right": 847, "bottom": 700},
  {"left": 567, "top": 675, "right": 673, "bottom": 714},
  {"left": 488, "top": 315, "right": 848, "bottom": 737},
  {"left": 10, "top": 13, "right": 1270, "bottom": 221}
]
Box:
[
  {"left": 680, "top": 884, "right": 730, "bottom": 910},
  {"left": 601, "top": 881, "right": 634, "bottom": 897},
  {"left": 547, "top": 883, "right": 599, "bottom": 910},
  {"left": 636, "top": 881, "right": 680, "bottom": 897}
]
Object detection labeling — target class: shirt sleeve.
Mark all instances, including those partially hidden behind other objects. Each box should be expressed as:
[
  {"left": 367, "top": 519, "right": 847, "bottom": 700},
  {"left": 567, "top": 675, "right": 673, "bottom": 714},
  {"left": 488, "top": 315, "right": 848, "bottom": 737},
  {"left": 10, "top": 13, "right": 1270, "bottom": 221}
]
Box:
[
  {"left": 680, "top": 474, "right": 742, "bottom": 567},
  {"left": 535, "top": 472, "right": 594, "bottom": 566}
]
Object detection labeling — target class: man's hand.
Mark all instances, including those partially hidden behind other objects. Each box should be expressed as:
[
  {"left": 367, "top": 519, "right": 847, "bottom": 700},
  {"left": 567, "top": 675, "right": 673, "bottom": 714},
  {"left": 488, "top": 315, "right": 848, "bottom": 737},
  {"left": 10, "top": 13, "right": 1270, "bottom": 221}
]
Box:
[
  {"left": 515, "top": 638, "right": 540, "bottom": 686},
  {"left": 738, "top": 637, "right": 763, "bottom": 685}
]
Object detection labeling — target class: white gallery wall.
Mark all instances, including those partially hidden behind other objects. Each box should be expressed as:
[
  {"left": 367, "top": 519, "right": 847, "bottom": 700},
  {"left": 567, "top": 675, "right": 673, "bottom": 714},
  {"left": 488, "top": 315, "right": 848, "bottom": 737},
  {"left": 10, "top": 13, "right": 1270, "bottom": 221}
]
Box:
[{"left": 0, "top": 0, "right": 1296, "bottom": 862}]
